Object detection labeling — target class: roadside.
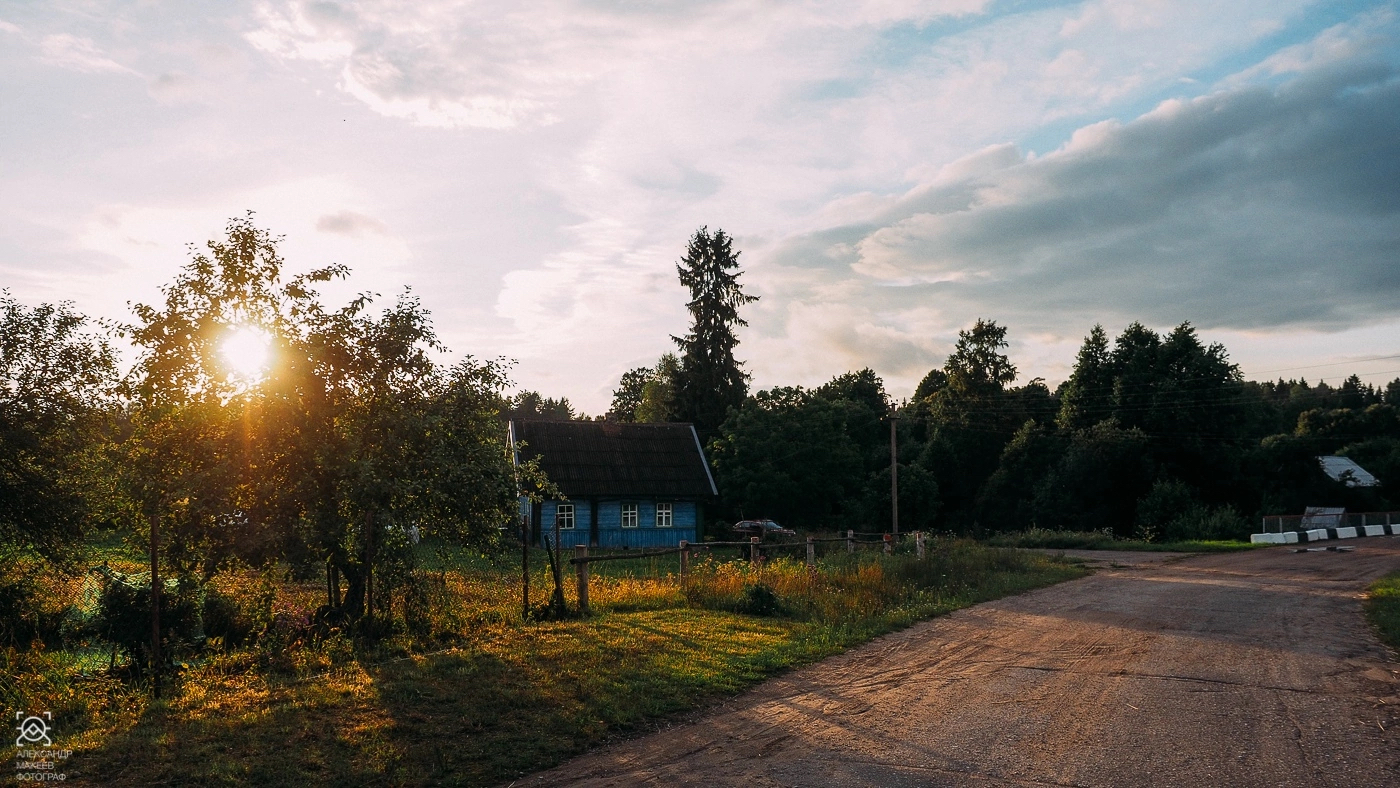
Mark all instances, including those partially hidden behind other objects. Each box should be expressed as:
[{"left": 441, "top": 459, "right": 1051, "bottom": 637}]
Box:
[{"left": 527, "top": 540, "right": 1400, "bottom": 788}]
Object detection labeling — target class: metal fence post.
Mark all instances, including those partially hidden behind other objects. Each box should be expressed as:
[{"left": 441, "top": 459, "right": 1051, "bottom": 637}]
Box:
[
  {"left": 846, "top": 529, "right": 854, "bottom": 554},
  {"left": 575, "top": 545, "right": 589, "bottom": 615}
]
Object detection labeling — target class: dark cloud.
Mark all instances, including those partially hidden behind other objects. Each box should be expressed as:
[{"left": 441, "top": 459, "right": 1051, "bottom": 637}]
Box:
[{"left": 842, "top": 61, "right": 1400, "bottom": 332}]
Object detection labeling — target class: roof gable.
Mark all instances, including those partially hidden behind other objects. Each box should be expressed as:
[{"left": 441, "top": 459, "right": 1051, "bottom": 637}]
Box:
[{"left": 511, "top": 420, "right": 717, "bottom": 498}]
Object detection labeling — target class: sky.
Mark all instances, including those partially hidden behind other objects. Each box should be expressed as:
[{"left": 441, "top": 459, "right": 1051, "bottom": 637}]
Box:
[{"left": 3, "top": 0, "right": 1399, "bottom": 413}]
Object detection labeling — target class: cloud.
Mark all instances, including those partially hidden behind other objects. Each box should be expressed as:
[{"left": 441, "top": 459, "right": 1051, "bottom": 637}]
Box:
[
  {"left": 843, "top": 61, "right": 1400, "bottom": 333},
  {"left": 245, "top": 0, "right": 992, "bottom": 129},
  {"left": 316, "top": 210, "right": 388, "bottom": 237},
  {"left": 39, "top": 33, "right": 135, "bottom": 74}
]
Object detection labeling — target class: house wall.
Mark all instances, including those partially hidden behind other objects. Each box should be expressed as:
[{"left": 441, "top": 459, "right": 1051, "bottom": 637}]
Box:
[{"left": 539, "top": 499, "right": 697, "bottom": 549}]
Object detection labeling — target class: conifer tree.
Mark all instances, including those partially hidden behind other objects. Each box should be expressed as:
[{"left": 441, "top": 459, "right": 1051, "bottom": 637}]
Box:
[{"left": 672, "top": 227, "right": 758, "bottom": 438}]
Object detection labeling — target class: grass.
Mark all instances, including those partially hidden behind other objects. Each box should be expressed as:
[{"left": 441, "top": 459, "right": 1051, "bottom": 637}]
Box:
[
  {"left": 16, "top": 538, "right": 1086, "bottom": 787},
  {"left": 986, "top": 528, "right": 1260, "bottom": 553},
  {"left": 1364, "top": 571, "right": 1400, "bottom": 655}
]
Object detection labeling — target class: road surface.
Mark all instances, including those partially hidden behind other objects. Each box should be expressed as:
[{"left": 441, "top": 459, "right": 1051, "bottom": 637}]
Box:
[{"left": 526, "top": 541, "right": 1400, "bottom": 787}]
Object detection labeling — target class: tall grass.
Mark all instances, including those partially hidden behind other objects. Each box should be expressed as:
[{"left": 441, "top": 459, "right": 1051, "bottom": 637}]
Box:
[{"left": 16, "top": 536, "right": 1085, "bottom": 786}]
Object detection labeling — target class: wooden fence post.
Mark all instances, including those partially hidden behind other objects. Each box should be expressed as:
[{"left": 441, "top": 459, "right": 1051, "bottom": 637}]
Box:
[
  {"left": 679, "top": 540, "right": 690, "bottom": 587},
  {"left": 521, "top": 516, "right": 530, "bottom": 620},
  {"left": 883, "top": 533, "right": 893, "bottom": 556},
  {"left": 916, "top": 531, "right": 926, "bottom": 560},
  {"left": 750, "top": 536, "right": 760, "bottom": 567},
  {"left": 846, "top": 529, "right": 854, "bottom": 554},
  {"left": 806, "top": 536, "right": 815, "bottom": 569},
  {"left": 575, "top": 545, "right": 589, "bottom": 615}
]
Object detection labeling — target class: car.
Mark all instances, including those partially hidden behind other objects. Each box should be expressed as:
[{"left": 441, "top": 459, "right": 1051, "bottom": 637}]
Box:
[{"left": 732, "top": 519, "right": 796, "bottom": 539}]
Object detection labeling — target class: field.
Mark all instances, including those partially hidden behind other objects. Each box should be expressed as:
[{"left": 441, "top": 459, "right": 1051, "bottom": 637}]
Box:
[{"left": 5, "top": 535, "right": 1084, "bottom": 786}]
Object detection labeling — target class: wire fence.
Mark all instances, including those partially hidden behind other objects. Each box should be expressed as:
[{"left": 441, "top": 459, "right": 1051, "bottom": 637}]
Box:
[{"left": 3, "top": 527, "right": 934, "bottom": 698}]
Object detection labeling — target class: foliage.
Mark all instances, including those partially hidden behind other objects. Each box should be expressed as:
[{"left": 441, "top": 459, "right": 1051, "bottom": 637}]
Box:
[
  {"left": 64, "top": 540, "right": 1081, "bottom": 787},
  {"left": 1365, "top": 571, "right": 1400, "bottom": 656},
  {"left": 607, "top": 353, "right": 679, "bottom": 423},
  {"left": 115, "top": 215, "right": 525, "bottom": 622},
  {"left": 506, "top": 391, "right": 577, "bottom": 421},
  {"left": 671, "top": 227, "right": 758, "bottom": 439},
  {"left": 0, "top": 292, "right": 118, "bottom": 563}
]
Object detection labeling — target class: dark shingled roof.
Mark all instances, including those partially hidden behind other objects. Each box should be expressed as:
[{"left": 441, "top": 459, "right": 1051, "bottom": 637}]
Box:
[{"left": 510, "top": 420, "right": 717, "bottom": 498}]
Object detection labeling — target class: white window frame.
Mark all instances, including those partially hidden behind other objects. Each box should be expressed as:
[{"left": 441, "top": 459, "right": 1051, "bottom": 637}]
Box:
[
  {"left": 656, "top": 502, "right": 673, "bottom": 528},
  {"left": 556, "top": 503, "right": 575, "bottom": 529},
  {"left": 621, "top": 502, "right": 639, "bottom": 528}
]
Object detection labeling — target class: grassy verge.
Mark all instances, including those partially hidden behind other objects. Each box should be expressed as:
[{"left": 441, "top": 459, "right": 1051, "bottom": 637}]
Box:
[
  {"left": 987, "top": 528, "right": 1259, "bottom": 553},
  {"left": 1364, "top": 571, "right": 1400, "bottom": 655},
  {"left": 21, "top": 540, "right": 1084, "bottom": 787}
]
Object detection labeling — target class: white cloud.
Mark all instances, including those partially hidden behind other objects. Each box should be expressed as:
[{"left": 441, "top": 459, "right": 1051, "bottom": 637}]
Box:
[{"left": 39, "top": 33, "right": 135, "bottom": 74}]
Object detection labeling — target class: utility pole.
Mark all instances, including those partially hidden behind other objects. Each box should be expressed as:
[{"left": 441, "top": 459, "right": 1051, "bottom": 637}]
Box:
[{"left": 890, "top": 413, "right": 899, "bottom": 536}]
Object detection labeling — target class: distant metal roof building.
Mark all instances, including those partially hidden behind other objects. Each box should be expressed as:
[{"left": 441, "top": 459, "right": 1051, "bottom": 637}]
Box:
[
  {"left": 1316, "top": 456, "right": 1380, "bottom": 488},
  {"left": 510, "top": 420, "right": 718, "bottom": 498}
]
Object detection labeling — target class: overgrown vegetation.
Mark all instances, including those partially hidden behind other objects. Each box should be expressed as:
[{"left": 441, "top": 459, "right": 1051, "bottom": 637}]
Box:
[
  {"left": 10, "top": 537, "right": 1080, "bottom": 786},
  {"left": 1364, "top": 570, "right": 1400, "bottom": 655},
  {"left": 985, "top": 527, "right": 1260, "bottom": 553}
]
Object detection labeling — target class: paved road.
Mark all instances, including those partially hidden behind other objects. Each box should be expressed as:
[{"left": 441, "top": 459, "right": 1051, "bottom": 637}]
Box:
[{"left": 527, "top": 541, "right": 1400, "bottom": 787}]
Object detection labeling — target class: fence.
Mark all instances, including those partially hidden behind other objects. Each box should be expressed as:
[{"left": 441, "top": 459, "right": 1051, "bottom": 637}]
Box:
[
  {"left": 5, "top": 527, "right": 934, "bottom": 704},
  {"left": 565, "top": 530, "right": 930, "bottom": 614},
  {"left": 1259, "top": 511, "right": 1400, "bottom": 533}
]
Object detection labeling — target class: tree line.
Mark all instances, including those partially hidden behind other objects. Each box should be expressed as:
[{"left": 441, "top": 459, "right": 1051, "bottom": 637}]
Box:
[{"left": 606, "top": 235, "right": 1400, "bottom": 541}]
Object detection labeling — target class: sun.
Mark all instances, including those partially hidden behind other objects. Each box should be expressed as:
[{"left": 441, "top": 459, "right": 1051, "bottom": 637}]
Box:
[{"left": 220, "top": 326, "right": 272, "bottom": 383}]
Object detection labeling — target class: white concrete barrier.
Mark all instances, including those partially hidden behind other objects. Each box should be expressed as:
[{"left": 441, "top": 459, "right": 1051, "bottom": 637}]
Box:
[{"left": 1365, "top": 525, "right": 1386, "bottom": 537}]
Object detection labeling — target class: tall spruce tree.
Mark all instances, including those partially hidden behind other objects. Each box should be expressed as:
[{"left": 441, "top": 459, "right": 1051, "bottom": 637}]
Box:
[{"left": 672, "top": 227, "right": 757, "bottom": 438}]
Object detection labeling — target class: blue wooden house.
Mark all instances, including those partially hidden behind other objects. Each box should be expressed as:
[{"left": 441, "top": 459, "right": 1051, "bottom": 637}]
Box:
[{"left": 510, "top": 419, "right": 717, "bottom": 549}]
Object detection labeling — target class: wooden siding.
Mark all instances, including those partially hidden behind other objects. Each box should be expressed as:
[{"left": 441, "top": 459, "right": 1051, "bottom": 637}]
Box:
[{"left": 539, "top": 499, "right": 696, "bottom": 549}]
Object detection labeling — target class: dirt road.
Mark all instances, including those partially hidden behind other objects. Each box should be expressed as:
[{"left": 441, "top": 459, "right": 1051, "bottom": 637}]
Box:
[{"left": 526, "top": 541, "right": 1400, "bottom": 787}]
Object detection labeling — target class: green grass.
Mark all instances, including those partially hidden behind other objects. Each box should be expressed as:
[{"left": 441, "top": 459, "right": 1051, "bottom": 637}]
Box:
[
  {"left": 23, "top": 539, "right": 1085, "bottom": 787},
  {"left": 987, "top": 528, "right": 1260, "bottom": 553},
  {"left": 1364, "top": 571, "right": 1400, "bottom": 655}
]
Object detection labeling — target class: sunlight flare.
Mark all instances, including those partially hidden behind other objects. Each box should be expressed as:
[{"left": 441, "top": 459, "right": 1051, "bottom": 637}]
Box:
[{"left": 220, "top": 326, "right": 271, "bottom": 383}]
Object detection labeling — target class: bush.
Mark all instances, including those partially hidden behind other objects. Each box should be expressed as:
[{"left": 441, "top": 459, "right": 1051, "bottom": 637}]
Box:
[
  {"left": 89, "top": 568, "right": 202, "bottom": 670},
  {"left": 735, "top": 583, "right": 785, "bottom": 617}
]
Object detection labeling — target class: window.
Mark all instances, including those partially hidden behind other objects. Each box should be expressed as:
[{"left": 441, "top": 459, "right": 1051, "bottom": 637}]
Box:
[
  {"left": 556, "top": 503, "right": 575, "bottom": 529},
  {"left": 656, "top": 503, "right": 673, "bottom": 528},
  {"left": 621, "top": 502, "right": 639, "bottom": 528}
]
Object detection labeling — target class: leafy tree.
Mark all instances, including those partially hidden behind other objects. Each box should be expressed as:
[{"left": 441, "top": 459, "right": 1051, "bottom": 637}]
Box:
[
  {"left": 1056, "top": 325, "right": 1112, "bottom": 431},
  {"left": 912, "top": 368, "right": 948, "bottom": 402},
  {"left": 0, "top": 293, "right": 117, "bottom": 563},
  {"left": 672, "top": 227, "right": 758, "bottom": 439},
  {"left": 635, "top": 353, "right": 680, "bottom": 423},
  {"left": 710, "top": 387, "right": 864, "bottom": 528},
  {"left": 607, "top": 367, "right": 652, "bottom": 422},
  {"left": 507, "top": 390, "right": 576, "bottom": 421},
  {"left": 119, "top": 215, "right": 523, "bottom": 620}
]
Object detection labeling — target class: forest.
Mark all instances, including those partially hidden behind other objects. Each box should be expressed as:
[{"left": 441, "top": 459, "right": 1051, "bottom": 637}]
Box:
[{"left": 606, "top": 318, "right": 1400, "bottom": 542}]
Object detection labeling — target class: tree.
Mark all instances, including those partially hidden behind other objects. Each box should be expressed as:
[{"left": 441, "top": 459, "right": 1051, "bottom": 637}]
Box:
[
  {"left": 607, "top": 367, "right": 652, "bottom": 422},
  {"left": 608, "top": 353, "right": 680, "bottom": 423},
  {"left": 672, "top": 227, "right": 758, "bottom": 439},
  {"left": 635, "top": 353, "right": 680, "bottom": 423},
  {"left": 119, "top": 215, "right": 523, "bottom": 620},
  {"left": 709, "top": 387, "right": 864, "bottom": 528},
  {"left": 0, "top": 293, "right": 117, "bottom": 563},
  {"left": 1056, "top": 325, "right": 1112, "bottom": 431},
  {"left": 507, "top": 391, "right": 576, "bottom": 420}
]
